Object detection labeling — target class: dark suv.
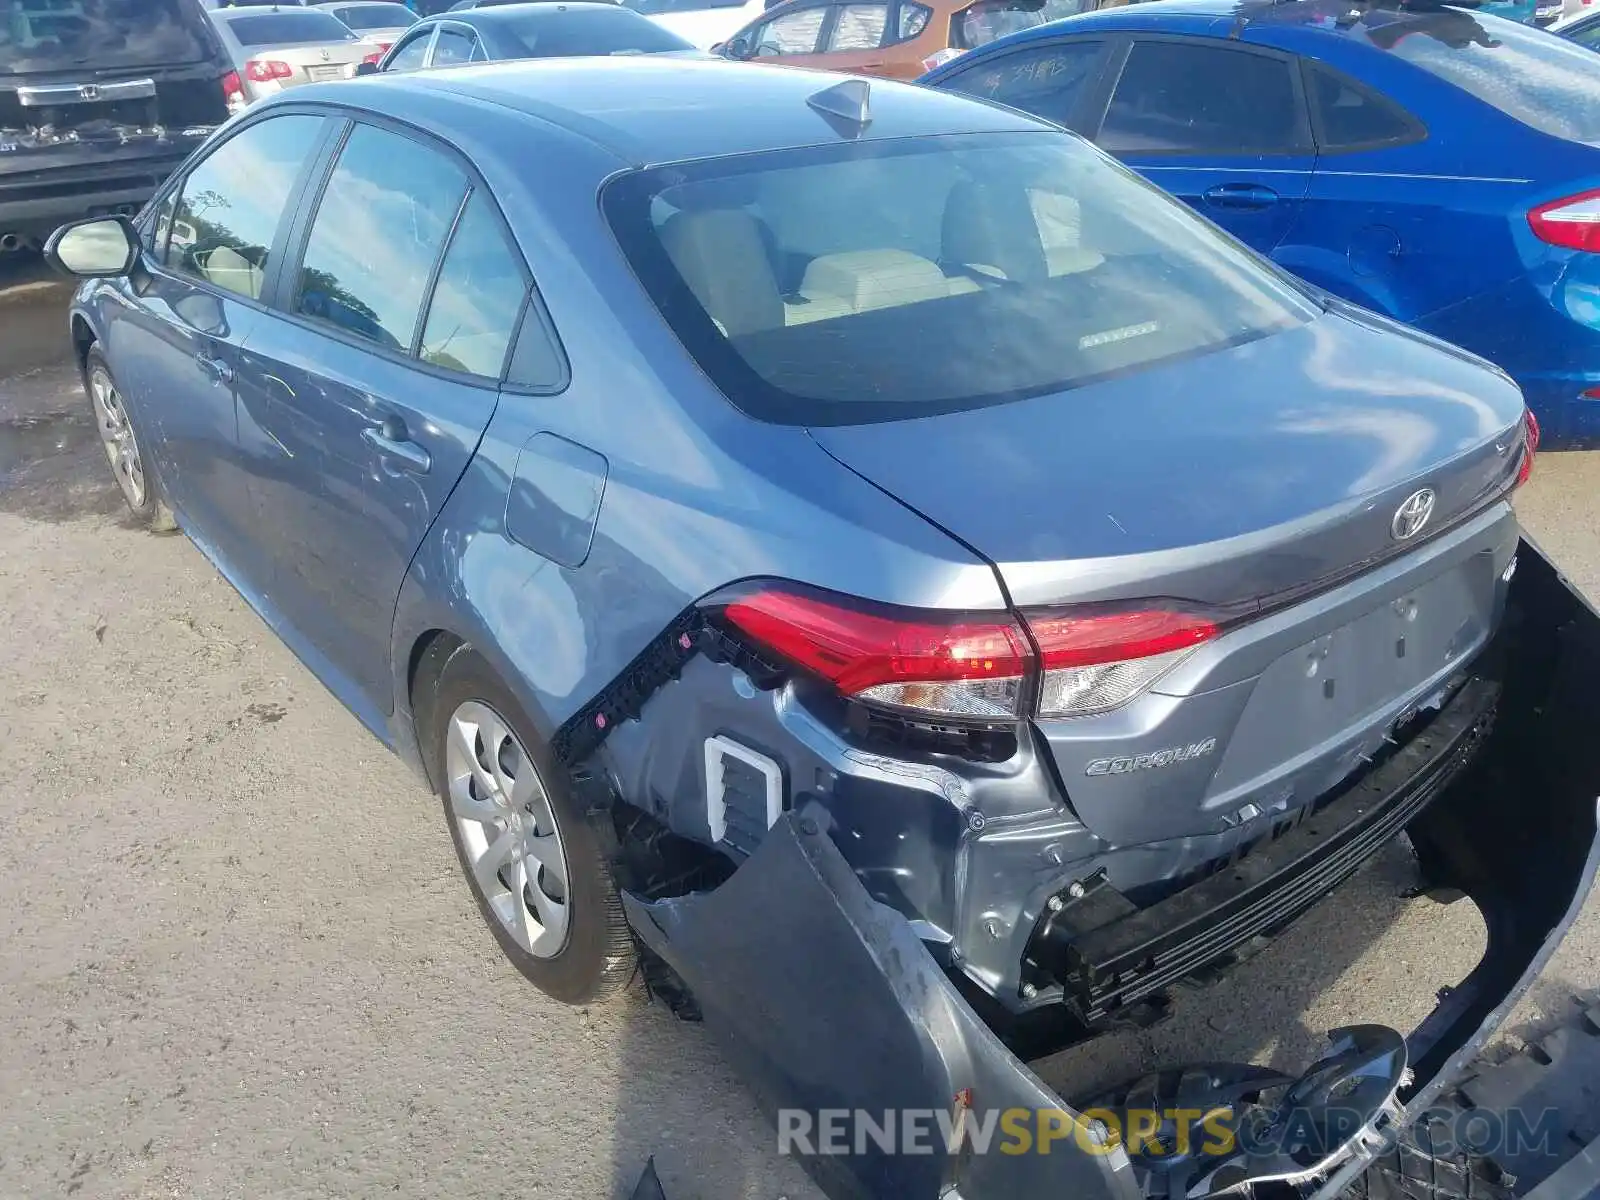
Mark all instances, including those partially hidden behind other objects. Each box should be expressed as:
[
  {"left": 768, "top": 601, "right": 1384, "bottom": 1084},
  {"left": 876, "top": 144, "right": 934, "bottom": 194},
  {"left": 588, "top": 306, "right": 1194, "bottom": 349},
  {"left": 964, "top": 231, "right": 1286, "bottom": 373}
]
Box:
[{"left": 1, "top": 0, "right": 232, "bottom": 250}]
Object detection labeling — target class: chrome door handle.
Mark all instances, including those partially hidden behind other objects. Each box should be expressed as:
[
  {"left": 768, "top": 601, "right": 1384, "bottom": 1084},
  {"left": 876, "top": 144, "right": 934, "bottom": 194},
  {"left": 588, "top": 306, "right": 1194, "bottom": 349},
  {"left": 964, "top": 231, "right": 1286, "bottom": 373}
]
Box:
[{"left": 362, "top": 425, "right": 431, "bottom": 474}]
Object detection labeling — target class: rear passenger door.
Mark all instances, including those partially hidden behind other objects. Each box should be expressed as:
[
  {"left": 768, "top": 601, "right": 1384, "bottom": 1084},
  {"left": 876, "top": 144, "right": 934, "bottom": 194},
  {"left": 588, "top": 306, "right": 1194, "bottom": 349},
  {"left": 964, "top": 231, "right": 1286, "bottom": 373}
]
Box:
[
  {"left": 1090, "top": 37, "right": 1315, "bottom": 255},
  {"left": 234, "top": 120, "right": 529, "bottom": 722}
]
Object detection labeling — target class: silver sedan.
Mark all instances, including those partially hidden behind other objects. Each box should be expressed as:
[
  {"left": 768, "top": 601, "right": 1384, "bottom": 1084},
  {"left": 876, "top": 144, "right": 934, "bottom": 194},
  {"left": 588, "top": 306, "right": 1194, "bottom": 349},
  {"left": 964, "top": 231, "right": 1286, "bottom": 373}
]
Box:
[{"left": 207, "top": 6, "right": 375, "bottom": 109}]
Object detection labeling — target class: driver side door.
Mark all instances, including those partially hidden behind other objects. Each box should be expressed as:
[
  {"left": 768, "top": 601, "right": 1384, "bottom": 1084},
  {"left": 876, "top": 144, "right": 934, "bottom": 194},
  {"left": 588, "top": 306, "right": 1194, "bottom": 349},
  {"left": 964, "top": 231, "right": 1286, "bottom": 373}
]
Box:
[{"left": 728, "top": 2, "right": 829, "bottom": 63}]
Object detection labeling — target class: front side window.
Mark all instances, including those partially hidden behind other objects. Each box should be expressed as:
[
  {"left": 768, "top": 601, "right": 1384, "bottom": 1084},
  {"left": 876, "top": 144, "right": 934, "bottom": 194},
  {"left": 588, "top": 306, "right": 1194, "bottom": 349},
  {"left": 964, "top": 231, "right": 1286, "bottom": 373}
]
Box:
[
  {"left": 431, "top": 26, "right": 475, "bottom": 62},
  {"left": 168, "top": 114, "right": 326, "bottom": 299},
  {"left": 826, "top": 3, "right": 888, "bottom": 49},
  {"left": 1099, "top": 40, "right": 1306, "bottom": 155},
  {"left": 941, "top": 39, "right": 1105, "bottom": 128},
  {"left": 604, "top": 132, "right": 1317, "bottom": 425},
  {"left": 1364, "top": 10, "right": 1600, "bottom": 145},
  {"left": 1307, "top": 64, "right": 1418, "bottom": 149},
  {"left": 292, "top": 124, "right": 467, "bottom": 350},
  {"left": 752, "top": 5, "right": 826, "bottom": 53},
  {"left": 419, "top": 192, "right": 527, "bottom": 377},
  {"left": 953, "top": 0, "right": 1050, "bottom": 50},
  {"left": 386, "top": 27, "right": 432, "bottom": 68}
]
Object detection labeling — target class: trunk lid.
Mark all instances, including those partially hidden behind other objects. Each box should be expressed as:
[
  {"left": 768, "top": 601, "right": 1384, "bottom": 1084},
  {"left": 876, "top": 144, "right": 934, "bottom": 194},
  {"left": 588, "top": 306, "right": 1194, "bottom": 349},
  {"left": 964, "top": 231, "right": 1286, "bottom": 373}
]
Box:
[{"left": 808, "top": 304, "right": 1527, "bottom": 613}]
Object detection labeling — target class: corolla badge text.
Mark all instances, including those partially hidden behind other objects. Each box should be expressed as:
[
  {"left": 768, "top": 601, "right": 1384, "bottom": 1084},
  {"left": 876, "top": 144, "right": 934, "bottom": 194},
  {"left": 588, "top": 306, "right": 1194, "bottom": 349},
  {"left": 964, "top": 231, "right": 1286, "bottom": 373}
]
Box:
[{"left": 1086, "top": 739, "right": 1217, "bottom": 777}]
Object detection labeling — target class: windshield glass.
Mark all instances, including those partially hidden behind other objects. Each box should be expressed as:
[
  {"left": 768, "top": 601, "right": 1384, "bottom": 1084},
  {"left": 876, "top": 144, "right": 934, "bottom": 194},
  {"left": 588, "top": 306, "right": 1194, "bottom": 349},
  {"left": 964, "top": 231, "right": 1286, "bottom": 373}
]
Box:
[
  {"left": 496, "top": 6, "right": 691, "bottom": 53},
  {"left": 605, "top": 132, "right": 1317, "bottom": 425},
  {"left": 333, "top": 2, "right": 417, "bottom": 27},
  {"left": 226, "top": 10, "right": 357, "bottom": 43},
  {"left": 1365, "top": 9, "right": 1600, "bottom": 144},
  {"left": 0, "top": 0, "right": 215, "bottom": 72}
]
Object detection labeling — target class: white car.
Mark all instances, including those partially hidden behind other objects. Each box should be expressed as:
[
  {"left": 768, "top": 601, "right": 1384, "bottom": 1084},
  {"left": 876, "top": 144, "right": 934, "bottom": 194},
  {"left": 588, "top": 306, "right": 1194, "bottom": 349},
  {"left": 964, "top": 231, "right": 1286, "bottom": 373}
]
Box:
[
  {"left": 621, "top": 0, "right": 768, "bottom": 49},
  {"left": 313, "top": 0, "right": 421, "bottom": 47}
]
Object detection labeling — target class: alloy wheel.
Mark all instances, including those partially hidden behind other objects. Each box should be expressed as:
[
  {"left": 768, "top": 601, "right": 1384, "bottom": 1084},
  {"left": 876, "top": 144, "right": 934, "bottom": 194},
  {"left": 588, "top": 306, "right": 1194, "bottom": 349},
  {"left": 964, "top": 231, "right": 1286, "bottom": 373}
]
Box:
[
  {"left": 89, "top": 366, "right": 147, "bottom": 512},
  {"left": 445, "top": 700, "right": 571, "bottom": 959}
]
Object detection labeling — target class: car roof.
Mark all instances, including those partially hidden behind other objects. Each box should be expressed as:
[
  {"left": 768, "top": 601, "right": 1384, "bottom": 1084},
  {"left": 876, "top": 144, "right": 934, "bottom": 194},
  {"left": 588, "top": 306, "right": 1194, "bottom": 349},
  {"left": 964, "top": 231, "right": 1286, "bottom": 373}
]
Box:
[
  {"left": 443, "top": 1, "right": 635, "bottom": 22},
  {"left": 1003, "top": 0, "right": 1517, "bottom": 44},
  {"left": 312, "top": 0, "right": 410, "bottom": 8},
  {"left": 319, "top": 55, "right": 1047, "bottom": 164}
]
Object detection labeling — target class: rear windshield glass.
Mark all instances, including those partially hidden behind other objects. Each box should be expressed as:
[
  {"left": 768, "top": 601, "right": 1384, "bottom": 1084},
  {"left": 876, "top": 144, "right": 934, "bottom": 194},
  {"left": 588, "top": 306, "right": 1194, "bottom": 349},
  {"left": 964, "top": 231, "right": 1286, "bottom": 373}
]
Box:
[
  {"left": 604, "top": 132, "right": 1317, "bottom": 426},
  {"left": 1369, "top": 10, "right": 1600, "bottom": 144},
  {"left": 332, "top": 2, "right": 417, "bottom": 28},
  {"left": 0, "top": 0, "right": 215, "bottom": 72},
  {"left": 496, "top": 6, "right": 691, "bottom": 53},
  {"left": 226, "top": 10, "right": 357, "bottom": 43}
]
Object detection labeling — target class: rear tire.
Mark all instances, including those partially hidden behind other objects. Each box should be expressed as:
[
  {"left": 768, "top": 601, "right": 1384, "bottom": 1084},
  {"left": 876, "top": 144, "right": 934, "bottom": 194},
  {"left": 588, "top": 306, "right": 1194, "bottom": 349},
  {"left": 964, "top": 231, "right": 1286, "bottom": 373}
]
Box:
[
  {"left": 431, "top": 646, "right": 636, "bottom": 1004},
  {"left": 83, "top": 345, "right": 176, "bottom": 532}
]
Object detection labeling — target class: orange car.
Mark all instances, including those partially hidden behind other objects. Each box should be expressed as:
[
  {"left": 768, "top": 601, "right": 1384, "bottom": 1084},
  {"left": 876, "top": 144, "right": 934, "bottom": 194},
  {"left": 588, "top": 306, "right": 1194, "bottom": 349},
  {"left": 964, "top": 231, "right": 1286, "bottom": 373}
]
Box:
[{"left": 714, "top": 0, "right": 1112, "bottom": 80}]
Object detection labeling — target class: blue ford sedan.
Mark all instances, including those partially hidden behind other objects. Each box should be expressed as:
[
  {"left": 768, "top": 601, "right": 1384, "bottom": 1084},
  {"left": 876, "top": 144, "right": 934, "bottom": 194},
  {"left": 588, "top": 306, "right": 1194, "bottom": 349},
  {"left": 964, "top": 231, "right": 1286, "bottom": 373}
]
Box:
[
  {"left": 46, "top": 60, "right": 1533, "bottom": 1035},
  {"left": 922, "top": 0, "right": 1600, "bottom": 443}
]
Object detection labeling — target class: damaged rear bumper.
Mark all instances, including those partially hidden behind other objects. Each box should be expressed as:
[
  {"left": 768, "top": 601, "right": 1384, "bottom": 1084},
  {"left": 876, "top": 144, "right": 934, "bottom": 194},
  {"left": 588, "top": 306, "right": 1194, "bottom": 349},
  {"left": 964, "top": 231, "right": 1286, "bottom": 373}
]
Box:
[{"left": 620, "top": 540, "right": 1600, "bottom": 1200}]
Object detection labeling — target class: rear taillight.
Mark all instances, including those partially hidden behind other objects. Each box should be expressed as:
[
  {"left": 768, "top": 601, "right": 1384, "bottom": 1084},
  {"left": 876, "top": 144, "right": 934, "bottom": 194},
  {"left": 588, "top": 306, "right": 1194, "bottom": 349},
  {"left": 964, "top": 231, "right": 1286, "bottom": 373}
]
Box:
[
  {"left": 1027, "top": 607, "right": 1219, "bottom": 718},
  {"left": 1528, "top": 189, "right": 1600, "bottom": 253},
  {"left": 221, "top": 69, "right": 245, "bottom": 108},
  {"left": 724, "top": 588, "right": 1031, "bottom": 719},
  {"left": 245, "top": 58, "right": 294, "bottom": 82},
  {"left": 362, "top": 50, "right": 385, "bottom": 65},
  {"left": 375, "top": 41, "right": 392, "bottom": 53},
  {"left": 717, "top": 584, "right": 1219, "bottom": 722},
  {"left": 1516, "top": 407, "right": 1540, "bottom": 488},
  {"left": 921, "top": 47, "right": 963, "bottom": 72}
]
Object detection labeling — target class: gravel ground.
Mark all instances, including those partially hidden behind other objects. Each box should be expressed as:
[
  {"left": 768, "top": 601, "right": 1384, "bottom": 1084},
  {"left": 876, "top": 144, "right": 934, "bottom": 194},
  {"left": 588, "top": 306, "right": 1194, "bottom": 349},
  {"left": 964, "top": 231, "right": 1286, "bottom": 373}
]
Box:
[{"left": 1, "top": 254, "right": 1597, "bottom": 1200}]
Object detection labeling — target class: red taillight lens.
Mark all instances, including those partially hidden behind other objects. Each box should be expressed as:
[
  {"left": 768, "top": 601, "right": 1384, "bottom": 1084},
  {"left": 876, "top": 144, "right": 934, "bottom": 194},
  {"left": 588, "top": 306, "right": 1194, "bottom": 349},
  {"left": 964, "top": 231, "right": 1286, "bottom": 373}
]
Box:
[
  {"left": 1529, "top": 189, "right": 1600, "bottom": 253},
  {"left": 1026, "top": 607, "right": 1219, "bottom": 718},
  {"left": 1516, "top": 407, "right": 1540, "bottom": 488},
  {"left": 362, "top": 50, "right": 385, "bottom": 65},
  {"left": 723, "top": 587, "right": 1031, "bottom": 719},
  {"left": 221, "top": 69, "right": 244, "bottom": 103},
  {"left": 718, "top": 585, "right": 1221, "bottom": 722},
  {"left": 245, "top": 59, "right": 293, "bottom": 82},
  {"left": 375, "top": 41, "right": 392, "bottom": 52}
]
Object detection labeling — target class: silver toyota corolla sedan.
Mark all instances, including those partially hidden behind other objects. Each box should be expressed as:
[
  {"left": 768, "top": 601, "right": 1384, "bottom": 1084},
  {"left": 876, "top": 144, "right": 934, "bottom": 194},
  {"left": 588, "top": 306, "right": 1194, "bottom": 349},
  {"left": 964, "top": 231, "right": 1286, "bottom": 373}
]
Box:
[{"left": 208, "top": 5, "right": 373, "bottom": 109}]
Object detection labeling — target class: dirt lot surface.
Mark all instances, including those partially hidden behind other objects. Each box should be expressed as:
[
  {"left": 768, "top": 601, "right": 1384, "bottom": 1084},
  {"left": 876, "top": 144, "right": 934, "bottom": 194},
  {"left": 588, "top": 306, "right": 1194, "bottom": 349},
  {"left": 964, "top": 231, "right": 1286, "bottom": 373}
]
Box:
[{"left": 2, "top": 252, "right": 1598, "bottom": 1200}]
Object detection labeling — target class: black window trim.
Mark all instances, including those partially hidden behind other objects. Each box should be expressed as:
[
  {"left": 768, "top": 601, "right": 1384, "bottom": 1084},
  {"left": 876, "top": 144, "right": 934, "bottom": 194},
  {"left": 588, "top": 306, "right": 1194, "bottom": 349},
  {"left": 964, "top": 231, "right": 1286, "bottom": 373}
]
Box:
[
  {"left": 1299, "top": 57, "right": 1428, "bottom": 155},
  {"left": 821, "top": 0, "right": 894, "bottom": 52},
  {"left": 885, "top": 0, "right": 930, "bottom": 47},
  {"left": 133, "top": 107, "right": 343, "bottom": 318},
  {"left": 1085, "top": 33, "right": 1316, "bottom": 159},
  {"left": 933, "top": 33, "right": 1119, "bottom": 134},
  {"left": 264, "top": 106, "right": 566, "bottom": 392}
]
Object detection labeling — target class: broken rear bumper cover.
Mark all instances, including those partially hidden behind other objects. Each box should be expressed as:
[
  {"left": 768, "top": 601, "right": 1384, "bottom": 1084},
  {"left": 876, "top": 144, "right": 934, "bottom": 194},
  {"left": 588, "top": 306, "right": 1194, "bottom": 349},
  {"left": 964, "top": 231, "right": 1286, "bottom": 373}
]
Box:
[{"left": 619, "top": 541, "right": 1600, "bottom": 1200}]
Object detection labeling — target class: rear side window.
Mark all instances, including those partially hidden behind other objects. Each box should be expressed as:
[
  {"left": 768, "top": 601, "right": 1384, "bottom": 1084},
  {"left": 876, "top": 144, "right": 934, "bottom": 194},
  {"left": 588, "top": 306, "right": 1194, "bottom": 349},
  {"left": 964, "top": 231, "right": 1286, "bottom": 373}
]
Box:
[
  {"left": 1371, "top": 11, "right": 1600, "bottom": 145},
  {"left": 431, "top": 26, "right": 476, "bottom": 61},
  {"left": 1565, "top": 14, "right": 1600, "bottom": 48},
  {"left": 941, "top": 40, "right": 1105, "bottom": 129},
  {"left": 826, "top": 3, "right": 888, "bottom": 49},
  {"left": 953, "top": 0, "right": 1051, "bottom": 49},
  {"left": 292, "top": 124, "right": 467, "bottom": 351},
  {"left": 226, "top": 11, "right": 358, "bottom": 43},
  {"left": 166, "top": 114, "right": 326, "bottom": 300},
  {"left": 604, "top": 132, "right": 1317, "bottom": 425},
  {"left": 1100, "top": 41, "right": 1306, "bottom": 155},
  {"left": 0, "top": 0, "right": 216, "bottom": 73},
  {"left": 419, "top": 192, "right": 527, "bottom": 377},
  {"left": 386, "top": 27, "right": 431, "bottom": 67},
  {"left": 1306, "top": 64, "right": 1419, "bottom": 150}
]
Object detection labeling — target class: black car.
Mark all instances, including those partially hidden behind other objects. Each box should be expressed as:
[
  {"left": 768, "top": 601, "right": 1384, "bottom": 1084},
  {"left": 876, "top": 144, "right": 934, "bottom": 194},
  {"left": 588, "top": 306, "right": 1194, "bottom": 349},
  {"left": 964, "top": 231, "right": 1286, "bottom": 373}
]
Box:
[
  {"left": 0, "top": 0, "right": 234, "bottom": 251},
  {"left": 373, "top": 0, "right": 693, "bottom": 68}
]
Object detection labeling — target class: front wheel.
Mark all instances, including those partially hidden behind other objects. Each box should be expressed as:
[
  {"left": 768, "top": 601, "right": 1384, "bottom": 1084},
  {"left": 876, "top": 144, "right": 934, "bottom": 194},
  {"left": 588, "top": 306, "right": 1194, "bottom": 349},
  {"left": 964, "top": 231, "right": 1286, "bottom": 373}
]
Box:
[
  {"left": 84, "top": 346, "right": 176, "bottom": 531},
  {"left": 432, "top": 647, "right": 636, "bottom": 1004}
]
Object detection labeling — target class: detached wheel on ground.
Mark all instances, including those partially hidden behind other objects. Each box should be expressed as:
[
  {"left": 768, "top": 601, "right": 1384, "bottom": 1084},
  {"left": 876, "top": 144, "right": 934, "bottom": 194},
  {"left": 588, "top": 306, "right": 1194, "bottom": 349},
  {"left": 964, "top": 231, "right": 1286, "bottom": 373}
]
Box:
[
  {"left": 83, "top": 346, "right": 176, "bottom": 531},
  {"left": 431, "top": 645, "right": 636, "bottom": 1004}
]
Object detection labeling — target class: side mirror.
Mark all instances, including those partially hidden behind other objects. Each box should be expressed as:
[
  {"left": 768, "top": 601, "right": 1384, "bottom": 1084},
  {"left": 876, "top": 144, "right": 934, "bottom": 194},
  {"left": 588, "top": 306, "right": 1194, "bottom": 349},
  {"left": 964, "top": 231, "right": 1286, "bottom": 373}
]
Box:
[
  {"left": 725, "top": 32, "right": 754, "bottom": 57},
  {"left": 44, "top": 215, "right": 139, "bottom": 278},
  {"left": 355, "top": 59, "right": 380, "bottom": 75},
  {"left": 709, "top": 40, "right": 725, "bottom": 52}
]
